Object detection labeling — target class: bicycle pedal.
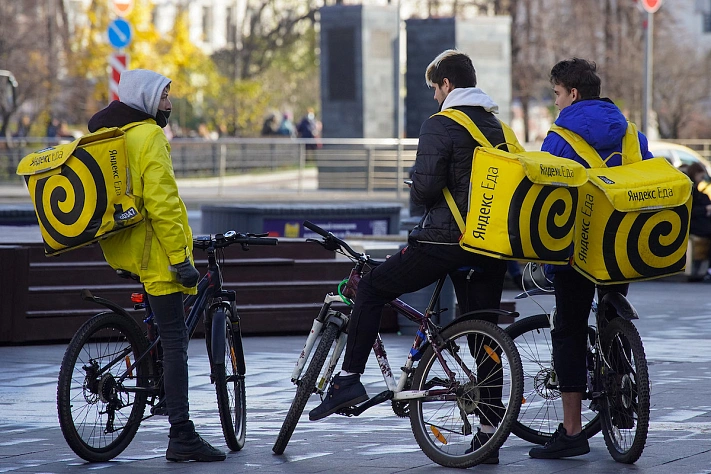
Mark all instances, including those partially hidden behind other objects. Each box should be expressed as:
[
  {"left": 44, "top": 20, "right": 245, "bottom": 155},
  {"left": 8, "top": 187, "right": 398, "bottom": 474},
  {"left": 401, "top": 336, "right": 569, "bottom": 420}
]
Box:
[{"left": 151, "top": 401, "right": 168, "bottom": 416}]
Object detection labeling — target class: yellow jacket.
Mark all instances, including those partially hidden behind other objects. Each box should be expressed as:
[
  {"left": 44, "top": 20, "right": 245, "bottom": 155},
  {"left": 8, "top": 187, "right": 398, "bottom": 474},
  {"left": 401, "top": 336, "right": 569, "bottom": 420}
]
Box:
[{"left": 99, "top": 120, "right": 196, "bottom": 296}]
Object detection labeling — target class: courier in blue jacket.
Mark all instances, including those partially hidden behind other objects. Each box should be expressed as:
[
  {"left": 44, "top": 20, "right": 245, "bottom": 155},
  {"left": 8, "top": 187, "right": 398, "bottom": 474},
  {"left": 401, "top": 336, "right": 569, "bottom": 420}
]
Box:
[{"left": 530, "top": 58, "right": 653, "bottom": 460}]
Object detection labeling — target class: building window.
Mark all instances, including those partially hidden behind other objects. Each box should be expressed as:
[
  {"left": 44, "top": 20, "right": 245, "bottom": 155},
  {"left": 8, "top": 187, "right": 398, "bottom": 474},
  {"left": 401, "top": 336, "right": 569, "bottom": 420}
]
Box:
[{"left": 202, "top": 6, "right": 212, "bottom": 42}]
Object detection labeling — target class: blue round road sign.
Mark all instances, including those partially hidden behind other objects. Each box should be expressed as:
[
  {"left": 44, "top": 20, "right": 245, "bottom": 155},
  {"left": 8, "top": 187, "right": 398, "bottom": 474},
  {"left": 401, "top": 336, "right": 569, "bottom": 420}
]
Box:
[{"left": 108, "top": 18, "right": 132, "bottom": 49}]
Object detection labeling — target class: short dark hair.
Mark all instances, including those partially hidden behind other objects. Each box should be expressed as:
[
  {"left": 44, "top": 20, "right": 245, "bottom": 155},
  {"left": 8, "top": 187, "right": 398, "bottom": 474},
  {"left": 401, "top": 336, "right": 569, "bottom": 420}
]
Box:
[
  {"left": 550, "top": 58, "right": 601, "bottom": 100},
  {"left": 686, "top": 161, "right": 706, "bottom": 180},
  {"left": 425, "top": 49, "right": 477, "bottom": 89}
]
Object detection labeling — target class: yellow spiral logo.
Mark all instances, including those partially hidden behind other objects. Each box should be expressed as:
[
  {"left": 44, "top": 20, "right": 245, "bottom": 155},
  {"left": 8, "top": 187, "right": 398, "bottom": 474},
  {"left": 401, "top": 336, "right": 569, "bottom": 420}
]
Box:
[
  {"left": 508, "top": 180, "right": 578, "bottom": 262},
  {"left": 602, "top": 205, "right": 688, "bottom": 280},
  {"left": 32, "top": 149, "right": 107, "bottom": 253}
]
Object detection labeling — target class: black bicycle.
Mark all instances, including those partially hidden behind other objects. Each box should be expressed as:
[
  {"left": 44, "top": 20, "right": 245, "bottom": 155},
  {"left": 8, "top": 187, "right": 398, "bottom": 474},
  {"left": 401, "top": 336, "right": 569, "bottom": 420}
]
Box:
[
  {"left": 56, "top": 231, "right": 277, "bottom": 462},
  {"left": 506, "top": 264, "right": 650, "bottom": 464}
]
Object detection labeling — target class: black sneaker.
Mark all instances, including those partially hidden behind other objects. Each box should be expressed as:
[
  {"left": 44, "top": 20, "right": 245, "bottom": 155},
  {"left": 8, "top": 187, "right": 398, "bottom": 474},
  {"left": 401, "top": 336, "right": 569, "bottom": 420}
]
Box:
[
  {"left": 166, "top": 420, "right": 226, "bottom": 462},
  {"left": 529, "top": 424, "right": 590, "bottom": 459},
  {"left": 464, "top": 428, "right": 499, "bottom": 464},
  {"left": 308, "top": 373, "right": 368, "bottom": 421}
]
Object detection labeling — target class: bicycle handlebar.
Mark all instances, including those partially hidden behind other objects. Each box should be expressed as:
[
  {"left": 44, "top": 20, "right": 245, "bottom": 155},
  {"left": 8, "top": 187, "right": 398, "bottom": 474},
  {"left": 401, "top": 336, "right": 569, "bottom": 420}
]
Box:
[
  {"left": 193, "top": 231, "right": 279, "bottom": 251},
  {"left": 303, "top": 220, "right": 367, "bottom": 260}
]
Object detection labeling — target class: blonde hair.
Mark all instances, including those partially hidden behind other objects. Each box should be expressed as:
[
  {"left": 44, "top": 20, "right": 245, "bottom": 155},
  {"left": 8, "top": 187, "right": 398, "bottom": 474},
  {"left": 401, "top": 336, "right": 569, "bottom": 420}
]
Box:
[{"left": 424, "top": 49, "right": 476, "bottom": 88}]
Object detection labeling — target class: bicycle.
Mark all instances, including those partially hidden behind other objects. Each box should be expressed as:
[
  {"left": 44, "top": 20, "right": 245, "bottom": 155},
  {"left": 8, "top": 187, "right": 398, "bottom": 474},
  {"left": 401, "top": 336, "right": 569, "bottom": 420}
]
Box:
[
  {"left": 56, "top": 231, "right": 278, "bottom": 462},
  {"left": 505, "top": 263, "right": 650, "bottom": 463},
  {"left": 271, "top": 221, "right": 523, "bottom": 468}
]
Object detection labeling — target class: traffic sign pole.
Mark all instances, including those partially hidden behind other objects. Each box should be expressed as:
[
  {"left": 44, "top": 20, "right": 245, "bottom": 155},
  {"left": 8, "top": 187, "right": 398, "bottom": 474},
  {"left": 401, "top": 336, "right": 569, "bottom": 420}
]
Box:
[
  {"left": 109, "top": 53, "right": 128, "bottom": 104},
  {"left": 640, "top": 0, "right": 661, "bottom": 135}
]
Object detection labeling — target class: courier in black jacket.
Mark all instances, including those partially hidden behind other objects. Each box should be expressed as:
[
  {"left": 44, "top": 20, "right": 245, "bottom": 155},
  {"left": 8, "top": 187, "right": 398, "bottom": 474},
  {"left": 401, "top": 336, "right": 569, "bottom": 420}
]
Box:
[{"left": 310, "top": 50, "right": 514, "bottom": 460}]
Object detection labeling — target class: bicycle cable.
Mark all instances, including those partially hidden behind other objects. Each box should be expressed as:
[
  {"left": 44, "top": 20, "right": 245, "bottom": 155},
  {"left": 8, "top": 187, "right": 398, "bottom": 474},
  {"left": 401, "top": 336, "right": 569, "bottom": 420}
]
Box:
[{"left": 337, "top": 279, "right": 352, "bottom": 306}]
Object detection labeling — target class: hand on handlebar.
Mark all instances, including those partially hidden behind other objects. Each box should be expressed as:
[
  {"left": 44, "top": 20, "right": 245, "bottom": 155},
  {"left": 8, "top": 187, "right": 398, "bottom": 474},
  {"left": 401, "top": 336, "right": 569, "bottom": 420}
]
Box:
[{"left": 174, "top": 258, "right": 200, "bottom": 287}]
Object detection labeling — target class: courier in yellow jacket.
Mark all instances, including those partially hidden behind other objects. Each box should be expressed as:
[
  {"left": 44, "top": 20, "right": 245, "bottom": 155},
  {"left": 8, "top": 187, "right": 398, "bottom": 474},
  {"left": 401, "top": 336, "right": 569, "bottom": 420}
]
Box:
[
  {"left": 87, "top": 70, "right": 225, "bottom": 462},
  {"left": 88, "top": 76, "right": 195, "bottom": 296}
]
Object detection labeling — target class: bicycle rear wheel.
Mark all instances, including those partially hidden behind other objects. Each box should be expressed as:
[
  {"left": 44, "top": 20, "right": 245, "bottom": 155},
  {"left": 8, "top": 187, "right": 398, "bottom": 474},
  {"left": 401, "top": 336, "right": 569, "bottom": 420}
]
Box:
[
  {"left": 211, "top": 307, "right": 247, "bottom": 451},
  {"left": 505, "top": 314, "right": 601, "bottom": 444},
  {"left": 599, "top": 317, "right": 649, "bottom": 464},
  {"left": 57, "top": 311, "right": 150, "bottom": 462},
  {"left": 409, "top": 319, "right": 523, "bottom": 468},
  {"left": 272, "top": 322, "right": 340, "bottom": 455}
]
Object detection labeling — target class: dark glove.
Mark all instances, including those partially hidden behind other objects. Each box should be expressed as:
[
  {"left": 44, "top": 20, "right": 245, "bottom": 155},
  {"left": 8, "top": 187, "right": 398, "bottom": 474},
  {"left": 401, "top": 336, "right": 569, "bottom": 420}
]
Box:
[{"left": 174, "top": 259, "right": 200, "bottom": 287}]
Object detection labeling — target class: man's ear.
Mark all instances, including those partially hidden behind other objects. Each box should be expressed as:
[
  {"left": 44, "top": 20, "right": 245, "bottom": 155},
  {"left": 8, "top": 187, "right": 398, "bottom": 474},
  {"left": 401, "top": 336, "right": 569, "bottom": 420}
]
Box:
[
  {"left": 442, "top": 77, "right": 453, "bottom": 93},
  {"left": 570, "top": 87, "right": 579, "bottom": 101}
]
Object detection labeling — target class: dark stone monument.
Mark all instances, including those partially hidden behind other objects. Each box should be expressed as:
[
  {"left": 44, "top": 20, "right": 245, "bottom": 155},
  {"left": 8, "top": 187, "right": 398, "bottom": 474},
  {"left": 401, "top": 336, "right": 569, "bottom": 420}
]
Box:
[
  {"left": 320, "top": 4, "right": 399, "bottom": 138},
  {"left": 405, "top": 17, "right": 512, "bottom": 138}
]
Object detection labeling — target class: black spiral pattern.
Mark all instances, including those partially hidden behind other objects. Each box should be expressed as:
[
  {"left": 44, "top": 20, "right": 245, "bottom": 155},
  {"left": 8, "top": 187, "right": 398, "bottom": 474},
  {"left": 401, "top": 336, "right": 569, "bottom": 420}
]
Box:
[
  {"left": 33, "top": 148, "right": 107, "bottom": 253},
  {"left": 508, "top": 179, "right": 578, "bottom": 262},
  {"left": 602, "top": 204, "right": 689, "bottom": 281}
]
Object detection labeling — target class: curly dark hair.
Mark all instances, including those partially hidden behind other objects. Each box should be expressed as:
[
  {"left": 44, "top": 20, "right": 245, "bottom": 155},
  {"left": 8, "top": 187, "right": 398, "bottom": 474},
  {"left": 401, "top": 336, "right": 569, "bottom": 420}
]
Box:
[{"left": 550, "top": 58, "right": 601, "bottom": 100}]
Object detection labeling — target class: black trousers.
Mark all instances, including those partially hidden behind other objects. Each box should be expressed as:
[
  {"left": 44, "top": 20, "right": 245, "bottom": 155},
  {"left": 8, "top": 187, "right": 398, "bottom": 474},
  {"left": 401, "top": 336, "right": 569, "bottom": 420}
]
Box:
[
  {"left": 146, "top": 292, "right": 190, "bottom": 426},
  {"left": 341, "top": 241, "right": 507, "bottom": 423},
  {"left": 552, "top": 269, "right": 628, "bottom": 392}
]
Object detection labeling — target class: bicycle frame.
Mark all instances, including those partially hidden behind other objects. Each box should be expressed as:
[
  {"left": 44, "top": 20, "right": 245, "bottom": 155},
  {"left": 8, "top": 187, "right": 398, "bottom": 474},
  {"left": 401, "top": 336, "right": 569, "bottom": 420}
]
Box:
[
  {"left": 293, "top": 256, "right": 517, "bottom": 412},
  {"left": 81, "top": 241, "right": 238, "bottom": 403}
]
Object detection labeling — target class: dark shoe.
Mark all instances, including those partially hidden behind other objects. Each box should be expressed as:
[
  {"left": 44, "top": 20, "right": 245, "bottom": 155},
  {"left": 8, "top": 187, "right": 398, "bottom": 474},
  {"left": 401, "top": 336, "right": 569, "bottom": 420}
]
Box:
[
  {"left": 703, "top": 274, "right": 711, "bottom": 283},
  {"left": 465, "top": 428, "right": 499, "bottom": 464},
  {"left": 308, "top": 373, "right": 368, "bottom": 421},
  {"left": 529, "top": 424, "right": 589, "bottom": 459},
  {"left": 166, "top": 420, "right": 226, "bottom": 462}
]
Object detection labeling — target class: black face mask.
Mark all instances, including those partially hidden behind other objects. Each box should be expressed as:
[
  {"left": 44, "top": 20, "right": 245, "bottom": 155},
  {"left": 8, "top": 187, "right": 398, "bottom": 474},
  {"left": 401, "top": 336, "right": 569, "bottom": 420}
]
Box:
[{"left": 156, "top": 109, "right": 171, "bottom": 128}]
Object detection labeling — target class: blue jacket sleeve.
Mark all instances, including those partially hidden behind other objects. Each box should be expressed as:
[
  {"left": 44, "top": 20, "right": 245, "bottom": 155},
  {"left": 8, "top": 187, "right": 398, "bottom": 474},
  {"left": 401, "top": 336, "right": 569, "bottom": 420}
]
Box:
[{"left": 637, "top": 131, "right": 654, "bottom": 160}]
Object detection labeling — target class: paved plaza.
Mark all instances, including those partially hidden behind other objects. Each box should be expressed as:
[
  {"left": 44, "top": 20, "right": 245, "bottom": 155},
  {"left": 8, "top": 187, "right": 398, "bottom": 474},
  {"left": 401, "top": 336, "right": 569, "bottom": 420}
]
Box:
[{"left": 2, "top": 282, "right": 711, "bottom": 473}]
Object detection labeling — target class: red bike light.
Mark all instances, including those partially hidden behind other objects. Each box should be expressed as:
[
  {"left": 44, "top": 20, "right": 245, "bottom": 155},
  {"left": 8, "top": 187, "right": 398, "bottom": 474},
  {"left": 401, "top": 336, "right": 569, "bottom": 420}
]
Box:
[{"left": 131, "top": 293, "right": 144, "bottom": 303}]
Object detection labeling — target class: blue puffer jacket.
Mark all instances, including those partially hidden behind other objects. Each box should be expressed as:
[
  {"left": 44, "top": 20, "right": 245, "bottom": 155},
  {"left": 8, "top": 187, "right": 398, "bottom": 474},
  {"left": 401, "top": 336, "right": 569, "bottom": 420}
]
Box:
[{"left": 543, "top": 98, "right": 653, "bottom": 273}]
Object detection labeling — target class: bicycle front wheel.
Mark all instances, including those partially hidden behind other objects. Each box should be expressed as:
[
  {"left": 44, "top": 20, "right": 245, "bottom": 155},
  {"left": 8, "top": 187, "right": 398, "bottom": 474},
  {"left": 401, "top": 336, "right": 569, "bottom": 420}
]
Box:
[
  {"left": 211, "top": 307, "right": 247, "bottom": 451},
  {"left": 410, "top": 319, "right": 523, "bottom": 468},
  {"left": 272, "top": 322, "right": 340, "bottom": 455},
  {"left": 57, "top": 311, "right": 150, "bottom": 462},
  {"left": 599, "top": 317, "right": 650, "bottom": 464},
  {"left": 505, "top": 314, "right": 601, "bottom": 444}
]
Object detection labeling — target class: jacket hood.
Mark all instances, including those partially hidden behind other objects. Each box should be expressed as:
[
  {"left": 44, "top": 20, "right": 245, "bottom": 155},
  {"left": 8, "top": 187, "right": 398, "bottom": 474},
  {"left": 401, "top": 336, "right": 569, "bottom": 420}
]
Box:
[
  {"left": 554, "top": 98, "right": 627, "bottom": 150},
  {"left": 118, "top": 69, "right": 171, "bottom": 117},
  {"left": 88, "top": 101, "right": 155, "bottom": 132},
  {"left": 441, "top": 87, "right": 499, "bottom": 114}
]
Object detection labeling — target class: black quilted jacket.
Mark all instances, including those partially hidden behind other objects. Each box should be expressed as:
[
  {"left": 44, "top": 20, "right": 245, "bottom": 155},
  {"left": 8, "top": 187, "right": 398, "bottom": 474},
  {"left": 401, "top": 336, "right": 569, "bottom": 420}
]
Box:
[{"left": 409, "top": 105, "right": 507, "bottom": 244}]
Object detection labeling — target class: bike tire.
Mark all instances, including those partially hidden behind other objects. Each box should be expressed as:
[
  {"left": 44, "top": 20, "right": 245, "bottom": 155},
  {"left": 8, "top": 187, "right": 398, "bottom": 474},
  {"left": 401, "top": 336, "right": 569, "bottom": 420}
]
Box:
[
  {"left": 599, "top": 317, "right": 650, "bottom": 464},
  {"left": 211, "top": 307, "right": 247, "bottom": 452},
  {"left": 272, "top": 322, "right": 340, "bottom": 455},
  {"left": 505, "top": 314, "right": 601, "bottom": 445},
  {"left": 57, "top": 311, "right": 150, "bottom": 462},
  {"left": 410, "top": 319, "right": 523, "bottom": 468}
]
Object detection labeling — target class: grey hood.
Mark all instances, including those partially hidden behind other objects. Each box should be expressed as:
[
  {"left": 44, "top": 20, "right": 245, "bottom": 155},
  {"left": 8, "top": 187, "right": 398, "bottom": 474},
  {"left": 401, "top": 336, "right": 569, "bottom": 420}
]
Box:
[{"left": 118, "top": 69, "right": 171, "bottom": 117}]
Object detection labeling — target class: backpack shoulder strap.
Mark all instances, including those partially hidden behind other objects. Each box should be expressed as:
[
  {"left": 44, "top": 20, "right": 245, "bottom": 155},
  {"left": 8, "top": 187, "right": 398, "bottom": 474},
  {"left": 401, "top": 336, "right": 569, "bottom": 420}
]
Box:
[
  {"left": 621, "top": 121, "right": 643, "bottom": 165},
  {"left": 435, "top": 109, "right": 493, "bottom": 148},
  {"left": 443, "top": 187, "right": 465, "bottom": 234},
  {"left": 548, "top": 124, "right": 606, "bottom": 168}
]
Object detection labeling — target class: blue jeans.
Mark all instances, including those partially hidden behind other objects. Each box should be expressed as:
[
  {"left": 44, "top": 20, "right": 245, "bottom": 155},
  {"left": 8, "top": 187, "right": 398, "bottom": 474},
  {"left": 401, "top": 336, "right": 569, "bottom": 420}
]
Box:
[{"left": 147, "top": 292, "right": 190, "bottom": 425}]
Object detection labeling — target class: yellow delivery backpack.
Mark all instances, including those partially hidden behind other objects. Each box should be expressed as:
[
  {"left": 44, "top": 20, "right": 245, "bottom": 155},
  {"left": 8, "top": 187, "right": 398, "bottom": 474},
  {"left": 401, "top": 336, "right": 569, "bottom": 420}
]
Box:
[
  {"left": 438, "top": 109, "right": 588, "bottom": 264},
  {"left": 16, "top": 125, "right": 143, "bottom": 256},
  {"left": 550, "top": 123, "right": 692, "bottom": 284}
]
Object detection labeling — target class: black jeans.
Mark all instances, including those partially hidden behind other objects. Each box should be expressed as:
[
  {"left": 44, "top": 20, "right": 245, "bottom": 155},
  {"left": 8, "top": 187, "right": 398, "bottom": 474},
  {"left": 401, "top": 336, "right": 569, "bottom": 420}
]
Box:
[
  {"left": 552, "top": 270, "right": 628, "bottom": 392},
  {"left": 147, "top": 292, "right": 190, "bottom": 426}
]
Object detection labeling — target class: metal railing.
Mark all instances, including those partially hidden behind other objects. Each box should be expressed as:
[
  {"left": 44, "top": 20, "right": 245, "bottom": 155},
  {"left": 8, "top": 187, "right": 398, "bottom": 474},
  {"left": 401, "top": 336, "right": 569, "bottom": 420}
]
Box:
[
  {"left": 0, "top": 137, "right": 421, "bottom": 198},
  {"left": 3, "top": 136, "right": 711, "bottom": 193}
]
